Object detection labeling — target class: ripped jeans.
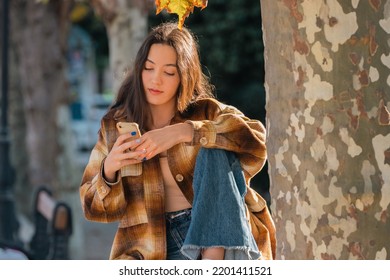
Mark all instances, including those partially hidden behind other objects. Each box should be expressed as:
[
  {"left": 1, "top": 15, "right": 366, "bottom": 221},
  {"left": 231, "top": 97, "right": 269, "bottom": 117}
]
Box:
[{"left": 166, "top": 148, "right": 261, "bottom": 260}]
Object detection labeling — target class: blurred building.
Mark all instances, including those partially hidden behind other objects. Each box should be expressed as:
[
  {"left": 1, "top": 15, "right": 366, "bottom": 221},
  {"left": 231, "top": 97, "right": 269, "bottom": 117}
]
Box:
[{"left": 67, "top": 25, "right": 112, "bottom": 152}]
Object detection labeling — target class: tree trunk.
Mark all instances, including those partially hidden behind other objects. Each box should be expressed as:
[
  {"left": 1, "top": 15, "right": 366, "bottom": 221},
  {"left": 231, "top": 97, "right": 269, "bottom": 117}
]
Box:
[
  {"left": 10, "top": 0, "right": 73, "bottom": 206},
  {"left": 90, "top": 0, "right": 148, "bottom": 93},
  {"left": 8, "top": 28, "right": 29, "bottom": 218},
  {"left": 261, "top": 0, "right": 390, "bottom": 259}
]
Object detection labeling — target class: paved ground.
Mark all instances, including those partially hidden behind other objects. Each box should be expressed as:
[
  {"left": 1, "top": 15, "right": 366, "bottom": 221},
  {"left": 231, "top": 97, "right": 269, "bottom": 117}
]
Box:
[
  {"left": 79, "top": 218, "right": 117, "bottom": 259},
  {"left": 70, "top": 150, "right": 118, "bottom": 260}
]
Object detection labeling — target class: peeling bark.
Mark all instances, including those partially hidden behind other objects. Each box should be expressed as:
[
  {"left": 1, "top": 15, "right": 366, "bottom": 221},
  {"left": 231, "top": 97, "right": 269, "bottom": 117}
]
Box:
[{"left": 261, "top": 0, "right": 390, "bottom": 259}]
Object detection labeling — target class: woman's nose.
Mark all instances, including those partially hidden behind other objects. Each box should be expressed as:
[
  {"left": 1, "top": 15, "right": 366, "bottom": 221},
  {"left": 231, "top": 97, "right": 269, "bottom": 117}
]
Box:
[{"left": 152, "top": 71, "right": 162, "bottom": 84}]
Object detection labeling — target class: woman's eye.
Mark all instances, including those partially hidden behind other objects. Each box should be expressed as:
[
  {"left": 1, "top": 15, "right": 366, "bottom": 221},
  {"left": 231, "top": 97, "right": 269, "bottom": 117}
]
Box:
[
  {"left": 165, "top": 72, "right": 175, "bottom": 76},
  {"left": 144, "top": 66, "right": 153, "bottom": 71}
]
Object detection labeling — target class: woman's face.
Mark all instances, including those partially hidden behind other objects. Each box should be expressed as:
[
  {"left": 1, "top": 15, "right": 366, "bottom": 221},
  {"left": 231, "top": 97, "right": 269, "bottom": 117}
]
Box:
[{"left": 142, "top": 44, "right": 181, "bottom": 110}]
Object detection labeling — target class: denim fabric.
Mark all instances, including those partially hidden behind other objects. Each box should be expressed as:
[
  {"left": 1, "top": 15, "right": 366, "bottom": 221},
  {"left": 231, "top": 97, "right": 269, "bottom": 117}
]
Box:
[
  {"left": 181, "top": 148, "right": 261, "bottom": 260},
  {"left": 166, "top": 208, "right": 192, "bottom": 260}
]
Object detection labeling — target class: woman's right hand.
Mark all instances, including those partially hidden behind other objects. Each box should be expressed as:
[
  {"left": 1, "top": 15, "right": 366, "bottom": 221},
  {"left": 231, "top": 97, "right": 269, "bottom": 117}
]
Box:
[{"left": 103, "top": 134, "right": 146, "bottom": 182}]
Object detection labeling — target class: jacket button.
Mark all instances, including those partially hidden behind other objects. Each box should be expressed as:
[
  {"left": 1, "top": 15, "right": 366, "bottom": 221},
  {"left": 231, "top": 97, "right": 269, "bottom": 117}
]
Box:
[
  {"left": 200, "top": 137, "right": 208, "bottom": 146},
  {"left": 175, "top": 174, "right": 184, "bottom": 182}
]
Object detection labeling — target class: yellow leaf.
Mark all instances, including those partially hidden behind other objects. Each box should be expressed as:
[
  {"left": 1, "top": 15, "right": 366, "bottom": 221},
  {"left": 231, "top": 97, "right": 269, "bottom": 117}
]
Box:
[
  {"left": 155, "top": 0, "right": 208, "bottom": 30},
  {"left": 70, "top": 3, "right": 90, "bottom": 23}
]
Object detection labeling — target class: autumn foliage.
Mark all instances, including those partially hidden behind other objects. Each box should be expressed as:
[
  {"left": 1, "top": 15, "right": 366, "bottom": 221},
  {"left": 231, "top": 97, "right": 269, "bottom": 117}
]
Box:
[{"left": 155, "top": 0, "right": 208, "bottom": 29}]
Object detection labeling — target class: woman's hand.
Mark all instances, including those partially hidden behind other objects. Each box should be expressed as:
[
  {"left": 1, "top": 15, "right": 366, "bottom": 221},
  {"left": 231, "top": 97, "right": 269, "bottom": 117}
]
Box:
[
  {"left": 103, "top": 133, "right": 147, "bottom": 182},
  {"left": 128, "top": 123, "right": 193, "bottom": 160}
]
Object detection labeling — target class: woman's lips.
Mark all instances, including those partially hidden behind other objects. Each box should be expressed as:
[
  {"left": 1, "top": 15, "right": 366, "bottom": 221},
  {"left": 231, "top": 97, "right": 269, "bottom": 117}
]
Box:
[{"left": 148, "top": 88, "right": 163, "bottom": 95}]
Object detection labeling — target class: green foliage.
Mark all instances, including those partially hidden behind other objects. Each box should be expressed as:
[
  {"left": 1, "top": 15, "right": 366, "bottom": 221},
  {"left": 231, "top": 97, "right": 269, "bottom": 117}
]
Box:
[{"left": 72, "top": 7, "right": 109, "bottom": 71}]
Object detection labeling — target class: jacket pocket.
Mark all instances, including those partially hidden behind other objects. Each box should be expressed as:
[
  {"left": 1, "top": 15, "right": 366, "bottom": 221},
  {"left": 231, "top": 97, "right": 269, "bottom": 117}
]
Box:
[{"left": 120, "top": 163, "right": 142, "bottom": 177}]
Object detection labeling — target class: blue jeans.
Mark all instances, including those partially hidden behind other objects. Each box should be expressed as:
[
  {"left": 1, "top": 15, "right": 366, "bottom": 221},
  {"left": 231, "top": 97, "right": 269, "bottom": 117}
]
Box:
[
  {"left": 180, "top": 148, "right": 261, "bottom": 260},
  {"left": 166, "top": 209, "right": 192, "bottom": 260}
]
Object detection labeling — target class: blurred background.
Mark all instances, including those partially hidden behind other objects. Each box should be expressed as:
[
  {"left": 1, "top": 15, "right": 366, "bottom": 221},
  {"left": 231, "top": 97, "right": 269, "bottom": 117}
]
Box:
[{"left": 0, "top": 0, "right": 267, "bottom": 259}]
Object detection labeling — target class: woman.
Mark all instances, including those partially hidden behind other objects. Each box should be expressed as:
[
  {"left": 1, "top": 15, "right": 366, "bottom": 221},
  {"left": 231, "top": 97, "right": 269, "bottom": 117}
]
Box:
[{"left": 80, "top": 22, "right": 275, "bottom": 260}]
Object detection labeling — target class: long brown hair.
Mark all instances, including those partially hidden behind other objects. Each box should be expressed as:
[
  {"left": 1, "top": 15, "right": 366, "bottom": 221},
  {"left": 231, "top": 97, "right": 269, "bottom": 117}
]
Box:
[{"left": 109, "top": 22, "right": 214, "bottom": 131}]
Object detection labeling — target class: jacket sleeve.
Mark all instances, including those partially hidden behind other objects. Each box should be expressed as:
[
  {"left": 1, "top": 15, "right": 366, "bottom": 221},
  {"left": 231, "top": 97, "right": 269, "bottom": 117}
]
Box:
[
  {"left": 185, "top": 99, "right": 267, "bottom": 184},
  {"left": 79, "top": 119, "right": 127, "bottom": 223}
]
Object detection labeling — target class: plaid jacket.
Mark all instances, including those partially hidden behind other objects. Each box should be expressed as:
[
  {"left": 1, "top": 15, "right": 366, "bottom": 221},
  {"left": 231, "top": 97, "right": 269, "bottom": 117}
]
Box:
[{"left": 80, "top": 98, "right": 276, "bottom": 260}]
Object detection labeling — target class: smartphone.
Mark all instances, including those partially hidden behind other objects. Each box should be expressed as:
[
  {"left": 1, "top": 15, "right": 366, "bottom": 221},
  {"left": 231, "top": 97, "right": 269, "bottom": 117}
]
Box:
[
  {"left": 116, "top": 122, "right": 142, "bottom": 138},
  {"left": 116, "top": 122, "right": 143, "bottom": 176}
]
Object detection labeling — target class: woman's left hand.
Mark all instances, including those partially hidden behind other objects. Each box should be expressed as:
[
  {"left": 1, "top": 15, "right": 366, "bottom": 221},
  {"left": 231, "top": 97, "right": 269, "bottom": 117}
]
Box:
[{"left": 127, "top": 123, "right": 193, "bottom": 160}]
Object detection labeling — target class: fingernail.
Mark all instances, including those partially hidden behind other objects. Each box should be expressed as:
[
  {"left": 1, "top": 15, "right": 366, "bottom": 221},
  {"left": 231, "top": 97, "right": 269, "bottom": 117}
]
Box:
[
  {"left": 131, "top": 131, "right": 136, "bottom": 136},
  {"left": 142, "top": 157, "right": 147, "bottom": 162},
  {"left": 135, "top": 139, "right": 141, "bottom": 143}
]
